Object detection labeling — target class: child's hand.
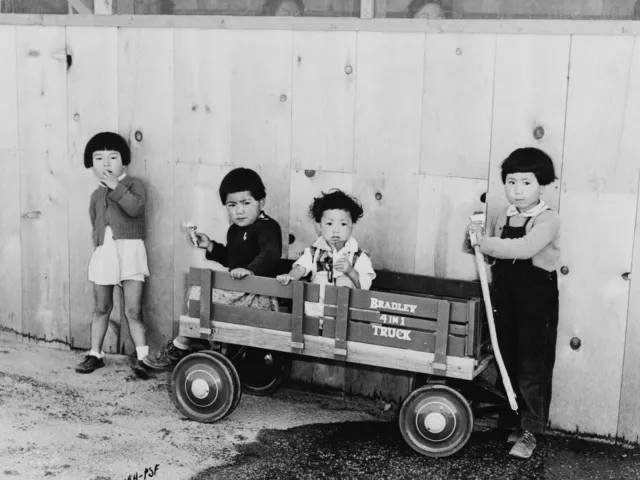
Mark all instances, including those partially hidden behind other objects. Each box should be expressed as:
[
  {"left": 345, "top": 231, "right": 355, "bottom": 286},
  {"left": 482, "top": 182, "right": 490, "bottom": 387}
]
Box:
[
  {"left": 277, "top": 274, "right": 293, "bottom": 285},
  {"left": 230, "top": 268, "right": 252, "bottom": 280},
  {"left": 195, "top": 233, "right": 212, "bottom": 250},
  {"left": 334, "top": 254, "right": 354, "bottom": 275},
  {"left": 101, "top": 170, "right": 119, "bottom": 190},
  {"left": 467, "top": 223, "right": 485, "bottom": 246}
]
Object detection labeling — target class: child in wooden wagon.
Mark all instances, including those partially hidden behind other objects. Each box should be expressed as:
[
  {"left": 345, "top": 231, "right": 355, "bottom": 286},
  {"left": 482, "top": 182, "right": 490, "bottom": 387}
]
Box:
[
  {"left": 277, "top": 189, "right": 376, "bottom": 315},
  {"left": 142, "top": 167, "right": 283, "bottom": 370},
  {"left": 76, "top": 132, "right": 151, "bottom": 376},
  {"left": 467, "top": 147, "right": 560, "bottom": 459}
]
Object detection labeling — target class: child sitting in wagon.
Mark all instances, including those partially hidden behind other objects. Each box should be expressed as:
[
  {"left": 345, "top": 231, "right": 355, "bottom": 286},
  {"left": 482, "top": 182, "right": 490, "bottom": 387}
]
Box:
[
  {"left": 143, "top": 167, "right": 282, "bottom": 370},
  {"left": 277, "top": 189, "right": 376, "bottom": 315}
]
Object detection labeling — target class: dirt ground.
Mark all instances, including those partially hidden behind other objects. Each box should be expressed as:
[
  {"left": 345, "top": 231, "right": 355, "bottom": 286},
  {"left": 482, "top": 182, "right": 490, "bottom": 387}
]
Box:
[{"left": 0, "top": 338, "right": 379, "bottom": 480}]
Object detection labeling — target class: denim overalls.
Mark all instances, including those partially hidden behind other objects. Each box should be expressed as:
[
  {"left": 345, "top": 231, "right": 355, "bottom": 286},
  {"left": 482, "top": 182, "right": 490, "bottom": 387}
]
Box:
[{"left": 492, "top": 214, "right": 559, "bottom": 434}]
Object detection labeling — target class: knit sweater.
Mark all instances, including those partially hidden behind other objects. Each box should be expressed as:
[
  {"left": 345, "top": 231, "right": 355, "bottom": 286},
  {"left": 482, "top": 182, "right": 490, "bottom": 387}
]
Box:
[
  {"left": 478, "top": 206, "right": 561, "bottom": 272},
  {"left": 205, "top": 212, "right": 282, "bottom": 277},
  {"left": 90, "top": 175, "right": 146, "bottom": 247}
]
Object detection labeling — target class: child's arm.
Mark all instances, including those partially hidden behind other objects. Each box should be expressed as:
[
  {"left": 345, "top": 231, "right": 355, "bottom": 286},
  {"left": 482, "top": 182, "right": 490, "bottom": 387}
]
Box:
[
  {"left": 478, "top": 211, "right": 559, "bottom": 260},
  {"left": 204, "top": 237, "right": 228, "bottom": 265},
  {"left": 245, "top": 221, "right": 282, "bottom": 276},
  {"left": 89, "top": 196, "right": 97, "bottom": 229},
  {"left": 109, "top": 178, "right": 146, "bottom": 218},
  {"left": 336, "top": 251, "right": 376, "bottom": 290},
  {"left": 276, "top": 266, "right": 306, "bottom": 285},
  {"left": 277, "top": 248, "right": 312, "bottom": 285}
]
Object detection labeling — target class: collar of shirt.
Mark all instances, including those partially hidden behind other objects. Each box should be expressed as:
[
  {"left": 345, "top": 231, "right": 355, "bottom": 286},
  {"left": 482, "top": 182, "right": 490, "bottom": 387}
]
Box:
[
  {"left": 312, "top": 236, "right": 359, "bottom": 255},
  {"left": 97, "top": 172, "right": 127, "bottom": 188},
  {"left": 506, "top": 200, "right": 549, "bottom": 218}
]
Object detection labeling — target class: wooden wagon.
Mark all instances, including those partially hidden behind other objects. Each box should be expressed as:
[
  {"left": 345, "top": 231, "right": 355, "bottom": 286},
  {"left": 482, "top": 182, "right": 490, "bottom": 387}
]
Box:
[{"left": 171, "top": 266, "right": 501, "bottom": 457}]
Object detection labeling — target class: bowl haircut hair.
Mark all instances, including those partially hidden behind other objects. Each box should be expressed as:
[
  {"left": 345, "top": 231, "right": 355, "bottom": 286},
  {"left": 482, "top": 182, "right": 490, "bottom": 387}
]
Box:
[
  {"left": 309, "top": 189, "right": 364, "bottom": 224},
  {"left": 84, "top": 132, "right": 131, "bottom": 169},
  {"left": 500, "top": 147, "right": 557, "bottom": 186},
  {"left": 219, "top": 167, "right": 267, "bottom": 204}
]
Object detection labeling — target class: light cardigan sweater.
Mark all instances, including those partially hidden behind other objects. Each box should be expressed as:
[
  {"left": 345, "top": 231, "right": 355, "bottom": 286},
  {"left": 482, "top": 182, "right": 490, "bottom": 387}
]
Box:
[{"left": 478, "top": 205, "right": 561, "bottom": 272}]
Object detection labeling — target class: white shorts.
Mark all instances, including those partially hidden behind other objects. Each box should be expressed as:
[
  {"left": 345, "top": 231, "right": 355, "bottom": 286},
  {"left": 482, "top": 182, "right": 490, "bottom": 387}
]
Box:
[{"left": 88, "top": 226, "right": 149, "bottom": 286}]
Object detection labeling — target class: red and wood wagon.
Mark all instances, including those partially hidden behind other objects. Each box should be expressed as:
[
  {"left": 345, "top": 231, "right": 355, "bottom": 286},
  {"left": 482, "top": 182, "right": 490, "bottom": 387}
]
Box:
[{"left": 171, "top": 266, "right": 501, "bottom": 457}]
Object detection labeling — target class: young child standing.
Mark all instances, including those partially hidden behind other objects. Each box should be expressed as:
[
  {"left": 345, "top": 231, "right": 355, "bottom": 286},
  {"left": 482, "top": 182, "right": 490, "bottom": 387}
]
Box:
[
  {"left": 277, "top": 189, "right": 376, "bottom": 315},
  {"left": 468, "top": 147, "right": 560, "bottom": 459},
  {"left": 76, "top": 132, "right": 150, "bottom": 376},
  {"left": 143, "top": 167, "right": 282, "bottom": 370}
]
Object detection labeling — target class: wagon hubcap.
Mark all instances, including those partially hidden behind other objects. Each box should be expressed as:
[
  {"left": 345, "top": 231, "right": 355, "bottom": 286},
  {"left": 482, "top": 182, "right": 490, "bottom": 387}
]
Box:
[
  {"left": 415, "top": 401, "right": 456, "bottom": 442},
  {"left": 424, "top": 412, "right": 447, "bottom": 434},
  {"left": 185, "top": 369, "right": 219, "bottom": 407},
  {"left": 190, "top": 378, "right": 211, "bottom": 399}
]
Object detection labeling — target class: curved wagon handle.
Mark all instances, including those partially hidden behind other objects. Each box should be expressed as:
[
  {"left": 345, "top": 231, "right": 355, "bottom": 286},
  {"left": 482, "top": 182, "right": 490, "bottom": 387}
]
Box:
[{"left": 468, "top": 215, "right": 519, "bottom": 413}]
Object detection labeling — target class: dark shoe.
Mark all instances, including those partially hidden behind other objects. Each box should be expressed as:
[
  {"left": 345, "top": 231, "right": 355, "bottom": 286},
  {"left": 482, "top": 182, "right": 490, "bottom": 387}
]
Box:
[
  {"left": 76, "top": 355, "right": 105, "bottom": 374},
  {"left": 142, "top": 341, "right": 189, "bottom": 370},
  {"left": 130, "top": 358, "right": 151, "bottom": 379},
  {"left": 509, "top": 430, "right": 537, "bottom": 459}
]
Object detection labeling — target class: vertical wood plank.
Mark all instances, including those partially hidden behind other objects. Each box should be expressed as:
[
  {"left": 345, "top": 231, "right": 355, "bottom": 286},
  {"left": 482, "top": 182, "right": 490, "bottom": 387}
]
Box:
[
  {"left": 94, "top": 0, "right": 114, "bottom": 14},
  {"left": 291, "top": 31, "right": 357, "bottom": 173},
  {"left": 353, "top": 32, "right": 424, "bottom": 273},
  {"left": 486, "top": 34, "right": 570, "bottom": 215},
  {"left": 614, "top": 39, "right": 640, "bottom": 443},
  {"left": 173, "top": 29, "right": 232, "bottom": 166},
  {"left": 415, "top": 175, "right": 487, "bottom": 281},
  {"left": 119, "top": 27, "right": 174, "bottom": 353},
  {"left": 228, "top": 30, "right": 293, "bottom": 256},
  {"left": 552, "top": 35, "right": 636, "bottom": 436},
  {"left": 16, "top": 25, "right": 70, "bottom": 349},
  {"left": 67, "top": 26, "right": 120, "bottom": 352},
  {"left": 360, "top": 0, "right": 375, "bottom": 18},
  {"left": 619, "top": 172, "right": 640, "bottom": 442},
  {"left": 420, "top": 34, "right": 495, "bottom": 180},
  {"left": 173, "top": 163, "right": 232, "bottom": 336},
  {"left": 0, "top": 26, "right": 22, "bottom": 342}
]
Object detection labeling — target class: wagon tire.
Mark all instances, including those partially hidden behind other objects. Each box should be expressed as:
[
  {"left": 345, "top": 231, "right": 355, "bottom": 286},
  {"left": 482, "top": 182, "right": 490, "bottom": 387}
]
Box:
[
  {"left": 170, "top": 352, "right": 236, "bottom": 423},
  {"left": 399, "top": 385, "right": 473, "bottom": 458},
  {"left": 200, "top": 350, "right": 243, "bottom": 414},
  {"left": 227, "top": 346, "right": 291, "bottom": 396}
]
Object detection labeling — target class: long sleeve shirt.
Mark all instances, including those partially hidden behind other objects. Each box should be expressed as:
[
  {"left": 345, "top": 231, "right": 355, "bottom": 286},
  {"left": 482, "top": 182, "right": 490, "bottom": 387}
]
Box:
[
  {"left": 478, "top": 205, "right": 561, "bottom": 272},
  {"left": 205, "top": 212, "right": 282, "bottom": 277}
]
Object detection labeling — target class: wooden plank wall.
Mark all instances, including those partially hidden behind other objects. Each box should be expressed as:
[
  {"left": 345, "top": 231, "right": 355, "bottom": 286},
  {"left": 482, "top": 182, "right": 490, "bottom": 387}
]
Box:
[{"left": 1, "top": 23, "right": 640, "bottom": 440}]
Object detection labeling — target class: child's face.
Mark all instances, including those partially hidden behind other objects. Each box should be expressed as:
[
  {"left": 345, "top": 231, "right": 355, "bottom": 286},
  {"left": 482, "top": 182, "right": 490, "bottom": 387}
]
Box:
[
  {"left": 504, "top": 172, "right": 544, "bottom": 211},
  {"left": 225, "top": 191, "right": 265, "bottom": 228},
  {"left": 92, "top": 150, "right": 124, "bottom": 179},
  {"left": 319, "top": 209, "right": 353, "bottom": 251}
]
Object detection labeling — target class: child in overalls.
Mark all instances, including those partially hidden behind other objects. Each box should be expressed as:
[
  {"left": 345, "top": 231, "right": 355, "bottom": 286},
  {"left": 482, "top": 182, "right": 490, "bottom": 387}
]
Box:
[
  {"left": 277, "top": 189, "right": 376, "bottom": 315},
  {"left": 468, "top": 147, "right": 560, "bottom": 459},
  {"left": 143, "top": 167, "right": 282, "bottom": 370}
]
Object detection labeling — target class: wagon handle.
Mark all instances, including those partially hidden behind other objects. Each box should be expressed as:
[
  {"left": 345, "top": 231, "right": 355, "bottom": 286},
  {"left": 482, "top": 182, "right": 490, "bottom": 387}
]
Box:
[{"left": 469, "top": 215, "right": 518, "bottom": 412}]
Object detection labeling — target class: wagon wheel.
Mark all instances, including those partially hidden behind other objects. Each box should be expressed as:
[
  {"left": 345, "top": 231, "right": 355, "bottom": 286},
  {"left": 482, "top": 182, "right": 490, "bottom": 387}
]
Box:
[
  {"left": 199, "top": 350, "right": 243, "bottom": 415},
  {"left": 227, "top": 346, "right": 291, "bottom": 396},
  {"left": 399, "top": 385, "right": 474, "bottom": 458},
  {"left": 170, "top": 352, "right": 237, "bottom": 423}
]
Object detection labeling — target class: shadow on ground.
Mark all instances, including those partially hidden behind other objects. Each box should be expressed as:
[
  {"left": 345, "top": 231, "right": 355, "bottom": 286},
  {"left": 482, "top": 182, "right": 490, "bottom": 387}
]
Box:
[{"left": 191, "top": 420, "right": 640, "bottom": 480}]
